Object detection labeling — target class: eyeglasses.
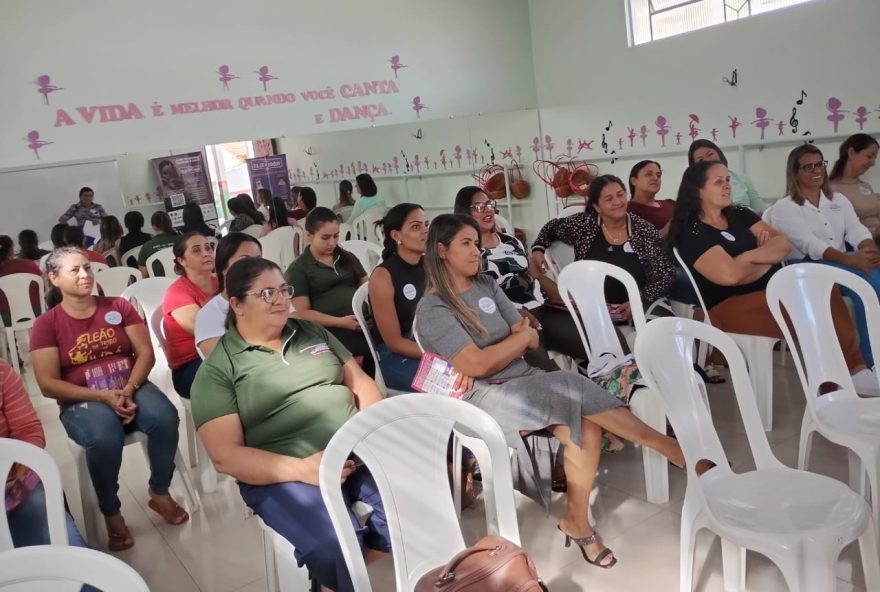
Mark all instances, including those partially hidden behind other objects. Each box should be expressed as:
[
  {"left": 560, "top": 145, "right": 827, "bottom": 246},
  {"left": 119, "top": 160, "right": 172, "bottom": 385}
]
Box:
[
  {"left": 470, "top": 200, "right": 497, "bottom": 213},
  {"left": 799, "top": 160, "right": 828, "bottom": 173},
  {"left": 245, "top": 285, "right": 294, "bottom": 303}
]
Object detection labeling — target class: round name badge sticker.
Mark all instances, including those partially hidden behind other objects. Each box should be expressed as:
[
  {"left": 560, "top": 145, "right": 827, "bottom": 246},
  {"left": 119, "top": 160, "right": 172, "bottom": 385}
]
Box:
[
  {"left": 104, "top": 311, "right": 123, "bottom": 325},
  {"left": 478, "top": 297, "right": 497, "bottom": 314},
  {"left": 860, "top": 185, "right": 873, "bottom": 196},
  {"left": 402, "top": 283, "right": 417, "bottom": 300},
  {"left": 720, "top": 231, "right": 736, "bottom": 242},
  {"left": 622, "top": 241, "right": 634, "bottom": 253}
]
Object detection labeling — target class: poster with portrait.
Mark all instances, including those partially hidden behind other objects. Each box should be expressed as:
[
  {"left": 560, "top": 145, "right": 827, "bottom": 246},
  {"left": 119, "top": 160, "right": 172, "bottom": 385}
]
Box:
[
  {"left": 246, "top": 154, "right": 291, "bottom": 208},
  {"left": 151, "top": 151, "right": 218, "bottom": 229}
]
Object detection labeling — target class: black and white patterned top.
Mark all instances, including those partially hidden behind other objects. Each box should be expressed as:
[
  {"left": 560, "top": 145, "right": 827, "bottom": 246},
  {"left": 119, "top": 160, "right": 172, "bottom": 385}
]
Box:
[
  {"left": 481, "top": 233, "right": 540, "bottom": 309},
  {"left": 532, "top": 211, "right": 673, "bottom": 305}
]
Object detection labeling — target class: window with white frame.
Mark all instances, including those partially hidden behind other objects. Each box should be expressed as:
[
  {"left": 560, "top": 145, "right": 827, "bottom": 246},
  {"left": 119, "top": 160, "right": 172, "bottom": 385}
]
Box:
[{"left": 626, "top": 0, "right": 817, "bottom": 46}]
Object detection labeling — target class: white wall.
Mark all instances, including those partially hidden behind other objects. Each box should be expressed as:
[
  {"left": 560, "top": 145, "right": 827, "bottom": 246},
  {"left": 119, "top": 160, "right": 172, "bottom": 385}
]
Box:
[
  {"left": 527, "top": 0, "right": 880, "bottom": 198},
  {"left": 1, "top": 0, "right": 536, "bottom": 169}
]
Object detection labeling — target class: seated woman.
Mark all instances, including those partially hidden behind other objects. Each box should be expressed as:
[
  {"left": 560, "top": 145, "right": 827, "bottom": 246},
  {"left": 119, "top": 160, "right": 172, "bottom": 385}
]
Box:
[
  {"left": 626, "top": 160, "right": 674, "bottom": 236},
  {"left": 117, "top": 211, "right": 152, "bottom": 267},
  {"left": 195, "top": 233, "right": 263, "bottom": 357},
  {"left": 255, "top": 188, "right": 273, "bottom": 223},
  {"left": 530, "top": 176, "right": 675, "bottom": 322},
  {"left": 667, "top": 160, "right": 879, "bottom": 394},
  {"left": 454, "top": 186, "right": 588, "bottom": 370},
  {"left": 138, "top": 211, "right": 178, "bottom": 276},
  {"left": 772, "top": 144, "right": 880, "bottom": 368},
  {"left": 16, "top": 229, "right": 49, "bottom": 262},
  {"left": 191, "top": 257, "right": 387, "bottom": 592},
  {"left": 829, "top": 133, "right": 880, "bottom": 241},
  {"left": 0, "top": 234, "right": 42, "bottom": 326},
  {"left": 334, "top": 179, "right": 355, "bottom": 222},
  {"left": 689, "top": 139, "right": 764, "bottom": 212},
  {"left": 286, "top": 207, "right": 374, "bottom": 377},
  {"left": 369, "top": 203, "right": 430, "bottom": 390},
  {"left": 181, "top": 203, "right": 217, "bottom": 239},
  {"left": 415, "top": 214, "right": 694, "bottom": 569},
  {"left": 347, "top": 174, "right": 385, "bottom": 222},
  {"left": 227, "top": 194, "right": 265, "bottom": 232},
  {"left": 94, "top": 215, "right": 123, "bottom": 255},
  {"left": 260, "top": 197, "right": 292, "bottom": 236},
  {"left": 162, "top": 232, "right": 218, "bottom": 398},
  {"left": 30, "top": 247, "right": 188, "bottom": 551}
]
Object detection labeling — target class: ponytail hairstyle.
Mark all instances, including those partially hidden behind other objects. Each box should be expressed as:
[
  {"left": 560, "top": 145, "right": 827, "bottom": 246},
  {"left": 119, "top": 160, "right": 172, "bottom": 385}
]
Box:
[
  {"left": 378, "top": 203, "right": 424, "bottom": 260},
  {"left": 224, "top": 257, "right": 281, "bottom": 328},
  {"left": 423, "top": 213, "right": 486, "bottom": 338},
  {"left": 338, "top": 180, "right": 355, "bottom": 207},
  {"left": 214, "top": 232, "right": 262, "bottom": 294},
  {"left": 305, "top": 207, "right": 365, "bottom": 281},
  {"left": 829, "top": 133, "right": 879, "bottom": 180},
  {"left": 230, "top": 194, "right": 266, "bottom": 225},
  {"left": 151, "top": 211, "right": 175, "bottom": 234},
  {"left": 268, "top": 197, "right": 291, "bottom": 230},
  {"left": 0, "top": 235, "right": 14, "bottom": 261},
  {"left": 17, "top": 229, "right": 42, "bottom": 260}
]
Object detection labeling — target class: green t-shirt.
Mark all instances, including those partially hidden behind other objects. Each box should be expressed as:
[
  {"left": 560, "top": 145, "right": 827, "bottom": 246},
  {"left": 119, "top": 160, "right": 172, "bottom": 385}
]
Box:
[
  {"left": 190, "top": 319, "right": 355, "bottom": 459},
  {"left": 137, "top": 233, "right": 177, "bottom": 272},
  {"left": 285, "top": 248, "right": 366, "bottom": 317}
]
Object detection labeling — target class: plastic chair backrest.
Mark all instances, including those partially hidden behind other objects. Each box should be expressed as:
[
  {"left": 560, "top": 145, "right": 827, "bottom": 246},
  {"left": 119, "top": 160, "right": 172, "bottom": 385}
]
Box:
[
  {"left": 259, "top": 226, "right": 297, "bottom": 270},
  {"left": 544, "top": 241, "right": 575, "bottom": 278},
  {"left": 120, "top": 276, "right": 175, "bottom": 322},
  {"left": 0, "top": 545, "right": 150, "bottom": 591},
  {"left": 766, "top": 263, "right": 876, "bottom": 403},
  {"left": 340, "top": 240, "right": 382, "bottom": 275},
  {"left": 120, "top": 246, "right": 141, "bottom": 269},
  {"left": 319, "top": 393, "right": 520, "bottom": 591},
  {"left": 351, "top": 283, "right": 387, "bottom": 393},
  {"left": 38, "top": 240, "right": 53, "bottom": 251},
  {"left": 672, "top": 247, "right": 712, "bottom": 323},
  {"left": 338, "top": 223, "right": 353, "bottom": 242},
  {"left": 634, "top": 318, "right": 782, "bottom": 486},
  {"left": 291, "top": 224, "right": 307, "bottom": 259},
  {"left": 241, "top": 224, "right": 263, "bottom": 238},
  {"left": 559, "top": 203, "right": 586, "bottom": 217},
  {"left": 557, "top": 260, "right": 647, "bottom": 360},
  {"left": 144, "top": 247, "right": 176, "bottom": 277},
  {"left": 352, "top": 209, "right": 386, "bottom": 245},
  {"left": 94, "top": 266, "right": 142, "bottom": 298},
  {"left": 102, "top": 250, "right": 119, "bottom": 267},
  {"left": 0, "top": 439, "right": 68, "bottom": 550},
  {"left": 494, "top": 213, "right": 512, "bottom": 234},
  {"left": 0, "top": 274, "right": 45, "bottom": 324}
]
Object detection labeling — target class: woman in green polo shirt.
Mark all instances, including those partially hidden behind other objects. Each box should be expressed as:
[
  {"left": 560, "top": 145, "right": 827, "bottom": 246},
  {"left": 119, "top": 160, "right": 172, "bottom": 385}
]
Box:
[
  {"left": 191, "top": 257, "right": 386, "bottom": 592},
  {"left": 286, "top": 207, "right": 375, "bottom": 377}
]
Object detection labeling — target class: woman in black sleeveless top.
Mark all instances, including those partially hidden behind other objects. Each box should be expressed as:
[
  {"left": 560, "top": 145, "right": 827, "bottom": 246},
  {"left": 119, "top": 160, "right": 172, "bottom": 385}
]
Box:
[{"left": 369, "top": 204, "right": 429, "bottom": 390}]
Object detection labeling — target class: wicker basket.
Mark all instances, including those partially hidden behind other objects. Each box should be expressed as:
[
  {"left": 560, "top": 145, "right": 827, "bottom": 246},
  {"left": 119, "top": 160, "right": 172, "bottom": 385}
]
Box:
[
  {"left": 508, "top": 160, "right": 530, "bottom": 199},
  {"left": 473, "top": 164, "right": 507, "bottom": 199},
  {"left": 569, "top": 163, "right": 599, "bottom": 197}
]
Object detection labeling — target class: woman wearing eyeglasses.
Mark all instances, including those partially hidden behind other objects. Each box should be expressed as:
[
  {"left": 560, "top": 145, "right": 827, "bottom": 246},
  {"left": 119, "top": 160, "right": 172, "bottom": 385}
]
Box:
[
  {"left": 191, "top": 257, "right": 386, "bottom": 592},
  {"left": 453, "top": 187, "right": 587, "bottom": 369},
  {"left": 771, "top": 144, "right": 880, "bottom": 366}
]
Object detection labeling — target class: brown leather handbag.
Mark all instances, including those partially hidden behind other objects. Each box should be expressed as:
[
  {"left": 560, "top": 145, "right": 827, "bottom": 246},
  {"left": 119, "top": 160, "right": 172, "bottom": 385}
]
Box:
[{"left": 414, "top": 535, "right": 549, "bottom": 592}]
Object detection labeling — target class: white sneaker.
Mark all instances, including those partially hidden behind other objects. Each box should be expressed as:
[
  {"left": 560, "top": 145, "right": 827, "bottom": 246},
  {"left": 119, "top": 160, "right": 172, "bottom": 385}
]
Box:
[{"left": 851, "top": 368, "right": 880, "bottom": 397}]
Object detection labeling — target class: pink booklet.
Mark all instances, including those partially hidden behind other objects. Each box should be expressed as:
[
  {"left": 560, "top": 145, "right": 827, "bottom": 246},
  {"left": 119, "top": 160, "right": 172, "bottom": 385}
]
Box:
[
  {"left": 83, "top": 357, "right": 133, "bottom": 391},
  {"left": 411, "top": 352, "right": 462, "bottom": 399},
  {"left": 5, "top": 468, "right": 41, "bottom": 512}
]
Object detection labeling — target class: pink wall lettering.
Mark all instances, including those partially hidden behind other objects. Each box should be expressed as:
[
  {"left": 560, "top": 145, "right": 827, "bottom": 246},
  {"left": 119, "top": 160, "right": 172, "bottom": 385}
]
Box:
[
  {"left": 171, "top": 99, "right": 235, "bottom": 114},
  {"left": 340, "top": 80, "right": 400, "bottom": 98},
  {"left": 54, "top": 103, "right": 144, "bottom": 127},
  {"left": 326, "top": 103, "right": 391, "bottom": 123}
]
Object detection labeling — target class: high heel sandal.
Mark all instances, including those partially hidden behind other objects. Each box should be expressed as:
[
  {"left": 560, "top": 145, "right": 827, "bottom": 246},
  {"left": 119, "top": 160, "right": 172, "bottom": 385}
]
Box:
[{"left": 557, "top": 525, "right": 617, "bottom": 569}]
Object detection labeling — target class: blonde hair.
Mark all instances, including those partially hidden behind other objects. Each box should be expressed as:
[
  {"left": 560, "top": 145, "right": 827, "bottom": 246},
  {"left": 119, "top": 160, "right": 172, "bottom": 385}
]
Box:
[{"left": 423, "top": 214, "right": 486, "bottom": 338}]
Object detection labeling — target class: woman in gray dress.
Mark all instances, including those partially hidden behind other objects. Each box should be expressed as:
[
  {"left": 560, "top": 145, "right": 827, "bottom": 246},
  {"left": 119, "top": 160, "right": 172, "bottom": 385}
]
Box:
[{"left": 415, "top": 214, "right": 690, "bottom": 570}]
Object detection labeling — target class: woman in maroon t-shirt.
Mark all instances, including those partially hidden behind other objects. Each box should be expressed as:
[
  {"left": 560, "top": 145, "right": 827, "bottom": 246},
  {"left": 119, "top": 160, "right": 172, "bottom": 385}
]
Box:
[
  {"left": 30, "top": 247, "right": 189, "bottom": 551},
  {"left": 0, "top": 234, "right": 42, "bottom": 325},
  {"left": 162, "top": 232, "right": 217, "bottom": 398},
  {"left": 626, "top": 160, "right": 675, "bottom": 237}
]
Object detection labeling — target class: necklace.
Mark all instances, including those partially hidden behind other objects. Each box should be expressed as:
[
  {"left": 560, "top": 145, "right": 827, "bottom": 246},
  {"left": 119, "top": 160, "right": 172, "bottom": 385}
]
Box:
[{"left": 601, "top": 222, "right": 627, "bottom": 246}]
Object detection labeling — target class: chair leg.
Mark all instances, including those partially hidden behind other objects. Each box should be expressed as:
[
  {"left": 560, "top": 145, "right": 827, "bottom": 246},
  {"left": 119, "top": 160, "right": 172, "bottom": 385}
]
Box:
[
  {"left": 71, "top": 443, "right": 105, "bottom": 549},
  {"left": 720, "top": 538, "right": 746, "bottom": 592},
  {"left": 679, "top": 502, "right": 700, "bottom": 592},
  {"left": 630, "top": 389, "right": 669, "bottom": 504},
  {"left": 5, "top": 328, "right": 19, "bottom": 373},
  {"left": 262, "top": 527, "right": 279, "bottom": 592},
  {"left": 848, "top": 449, "right": 868, "bottom": 498},
  {"left": 452, "top": 432, "right": 463, "bottom": 518},
  {"left": 196, "top": 436, "right": 219, "bottom": 493},
  {"left": 739, "top": 338, "right": 775, "bottom": 431},
  {"left": 797, "top": 415, "right": 814, "bottom": 471},
  {"left": 170, "top": 447, "right": 201, "bottom": 513},
  {"left": 859, "top": 517, "right": 880, "bottom": 592},
  {"left": 183, "top": 405, "right": 198, "bottom": 469},
  {"left": 777, "top": 545, "right": 836, "bottom": 592}
]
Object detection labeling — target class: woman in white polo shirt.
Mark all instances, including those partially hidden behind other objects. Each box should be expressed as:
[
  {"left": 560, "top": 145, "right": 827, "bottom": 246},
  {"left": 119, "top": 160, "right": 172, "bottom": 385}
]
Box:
[{"left": 771, "top": 144, "right": 880, "bottom": 367}]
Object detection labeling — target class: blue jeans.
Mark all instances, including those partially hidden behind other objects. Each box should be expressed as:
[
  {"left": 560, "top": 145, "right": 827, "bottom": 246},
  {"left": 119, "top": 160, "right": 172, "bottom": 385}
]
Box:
[
  {"left": 59, "top": 382, "right": 180, "bottom": 516},
  {"left": 376, "top": 343, "right": 420, "bottom": 392},
  {"left": 171, "top": 357, "right": 202, "bottom": 399},
  {"left": 240, "top": 467, "right": 389, "bottom": 592},
  {"left": 806, "top": 259, "right": 877, "bottom": 368}
]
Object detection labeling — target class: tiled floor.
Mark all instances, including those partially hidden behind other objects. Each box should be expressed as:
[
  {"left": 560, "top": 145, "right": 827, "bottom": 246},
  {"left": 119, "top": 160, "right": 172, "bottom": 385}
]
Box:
[{"left": 21, "top": 350, "right": 873, "bottom": 591}]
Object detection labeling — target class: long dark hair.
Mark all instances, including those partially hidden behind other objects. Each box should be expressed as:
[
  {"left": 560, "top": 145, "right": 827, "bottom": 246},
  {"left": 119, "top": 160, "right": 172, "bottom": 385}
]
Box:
[
  {"left": 338, "top": 180, "right": 355, "bottom": 207},
  {"left": 379, "top": 203, "right": 424, "bottom": 260},
  {"left": 267, "top": 197, "right": 291, "bottom": 230},
  {"left": 224, "top": 257, "right": 281, "bottom": 328},
  {"left": 355, "top": 173, "right": 378, "bottom": 197},
  {"left": 17, "top": 229, "right": 42, "bottom": 260},
  {"left": 50, "top": 224, "right": 67, "bottom": 248},
  {"left": 830, "top": 133, "right": 879, "bottom": 180},
  {"left": 423, "top": 213, "right": 486, "bottom": 337},
  {"left": 256, "top": 188, "right": 273, "bottom": 208},
  {"left": 229, "top": 194, "right": 266, "bottom": 224},
  {"left": 665, "top": 160, "right": 726, "bottom": 255},
  {"left": 172, "top": 231, "right": 205, "bottom": 276},
  {"left": 586, "top": 174, "right": 627, "bottom": 215},
  {"left": 181, "top": 203, "right": 213, "bottom": 236},
  {"left": 687, "top": 139, "right": 728, "bottom": 166},
  {"left": 214, "top": 232, "right": 261, "bottom": 294},
  {"left": 305, "top": 207, "right": 365, "bottom": 281},
  {"left": 151, "top": 211, "right": 175, "bottom": 234},
  {"left": 123, "top": 211, "right": 145, "bottom": 233},
  {"left": 629, "top": 160, "right": 661, "bottom": 197},
  {"left": 0, "top": 235, "right": 14, "bottom": 261},
  {"left": 99, "top": 215, "right": 123, "bottom": 245}
]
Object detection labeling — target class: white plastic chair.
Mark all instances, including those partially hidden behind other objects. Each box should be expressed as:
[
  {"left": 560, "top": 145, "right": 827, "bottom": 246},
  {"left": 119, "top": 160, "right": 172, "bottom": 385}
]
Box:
[
  {"left": 351, "top": 283, "right": 404, "bottom": 396},
  {"left": 340, "top": 240, "right": 382, "bottom": 275},
  {"left": 259, "top": 226, "right": 297, "bottom": 270},
  {"left": 0, "top": 545, "right": 149, "bottom": 591},
  {"left": 0, "top": 439, "right": 68, "bottom": 550},
  {"left": 102, "top": 249, "right": 119, "bottom": 267},
  {"left": 241, "top": 224, "right": 263, "bottom": 238},
  {"left": 558, "top": 260, "right": 679, "bottom": 504},
  {"left": 120, "top": 276, "right": 175, "bottom": 323},
  {"left": 0, "top": 273, "right": 45, "bottom": 372},
  {"left": 673, "top": 247, "right": 780, "bottom": 431},
  {"left": 543, "top": 241, "right": 575, "bottom": 281},
  {"left": 766, "top": 263, "right": 880, "bottom": 542},
  {"left": 338, "top": 222, "right": 353, "bottom": 241},
  {"left": 120, "top": 245, "right": 141, "bottom": 269},
  {"left": 94, "top": 266, "right": 142, "bottom": 297},
  {"left": 144, "top": 246, "right": 176, "bottom": 277},
  {"left": 256, "top": 515, "right": 313, "bottom": 592},
  {"left": 634, "top": 317, "right": 880, "bottom": 592},
  {"left": 38, "top": 240, "right": 53, "bottom": 251},
  {"left": 351, "top": 209, "right": 386, "bottom": 245},
  {"left": 319, "top": 393, "right": 521, "bottom": 591},
  {"left": 559, "top": 203, "right": 586, "bottom": 217}
]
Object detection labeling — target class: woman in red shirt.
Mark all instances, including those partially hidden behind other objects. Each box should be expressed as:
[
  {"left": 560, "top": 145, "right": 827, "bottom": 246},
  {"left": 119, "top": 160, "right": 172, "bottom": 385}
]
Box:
[
  {"left": 162, "top": 232, "right": 217, "bottom": 398},
  {"left": 626, "top": 160, "right": 675, "bottom": 237},
  {"left": 30, "top": 247, "right": 188, "bottom": 550},
  {"left": 0, "top": 234, "right": 42, "bottom": 326}
]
